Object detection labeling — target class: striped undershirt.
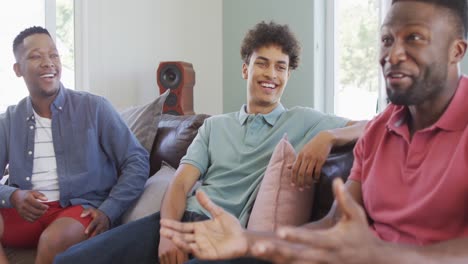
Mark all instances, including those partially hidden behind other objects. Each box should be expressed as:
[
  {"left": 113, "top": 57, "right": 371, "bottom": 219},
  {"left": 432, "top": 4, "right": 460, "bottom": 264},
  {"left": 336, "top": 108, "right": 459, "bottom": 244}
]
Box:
[{"left": 32, "top": 110, "right": 60, "bottom": 201}]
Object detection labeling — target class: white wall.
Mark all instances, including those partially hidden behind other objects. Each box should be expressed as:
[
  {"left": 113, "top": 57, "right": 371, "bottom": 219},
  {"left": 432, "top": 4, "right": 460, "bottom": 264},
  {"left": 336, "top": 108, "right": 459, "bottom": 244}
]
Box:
[{"left": 81, "top": 0, "right": 223, "bottom": 114}]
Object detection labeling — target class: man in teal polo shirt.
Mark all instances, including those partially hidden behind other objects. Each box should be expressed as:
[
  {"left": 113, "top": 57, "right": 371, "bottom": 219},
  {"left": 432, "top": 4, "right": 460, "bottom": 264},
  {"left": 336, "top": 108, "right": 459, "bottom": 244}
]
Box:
[{"left": 54, "top": 21, "right": 366, "bottom": 264}]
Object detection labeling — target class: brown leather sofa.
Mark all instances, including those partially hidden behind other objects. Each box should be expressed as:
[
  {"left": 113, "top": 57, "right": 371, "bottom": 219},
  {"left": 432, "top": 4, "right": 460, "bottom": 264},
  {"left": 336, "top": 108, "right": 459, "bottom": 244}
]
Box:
[
  {"left": 5, "top": 113, "right": 355, "bottom": 263},
  {"left": 151, "top": 113, "right": 355, "bottom": 222}
]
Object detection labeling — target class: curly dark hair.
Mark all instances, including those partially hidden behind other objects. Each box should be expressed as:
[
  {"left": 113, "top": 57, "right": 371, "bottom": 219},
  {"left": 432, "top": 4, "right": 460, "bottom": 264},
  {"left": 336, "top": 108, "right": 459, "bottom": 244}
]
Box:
[
  {"left": 392, "top": 0, "right": 467, "bottom": 39},
  {"left": 240, "top": 21, "right": 301, "bottom": 70},
  {"left": 13, "top": 26, "right": 51, "bottom": 60}
]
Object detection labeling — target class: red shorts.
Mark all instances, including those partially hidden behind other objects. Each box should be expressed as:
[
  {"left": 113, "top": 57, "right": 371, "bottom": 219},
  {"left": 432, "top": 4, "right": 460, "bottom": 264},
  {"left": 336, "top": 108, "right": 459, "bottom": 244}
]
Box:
[{"left": 0, "top": 201, "right": 93, "bottom": 248}]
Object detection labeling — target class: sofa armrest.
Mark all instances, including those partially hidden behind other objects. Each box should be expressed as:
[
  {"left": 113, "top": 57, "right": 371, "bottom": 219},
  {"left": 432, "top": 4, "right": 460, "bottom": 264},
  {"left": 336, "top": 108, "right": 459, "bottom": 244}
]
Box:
[
  {"left": 122, "top": 163, "right": 177, "bottom": 224},
  {"left": 310, "top": 144, "right": 355, "bottom": 221}
]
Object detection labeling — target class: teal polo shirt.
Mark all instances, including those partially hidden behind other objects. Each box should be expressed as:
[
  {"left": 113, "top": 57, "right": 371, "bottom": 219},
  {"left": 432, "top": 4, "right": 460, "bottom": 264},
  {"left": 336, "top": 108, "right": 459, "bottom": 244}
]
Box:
[{"left": 182, "top": 104, "right": 348, "bottom": 226}]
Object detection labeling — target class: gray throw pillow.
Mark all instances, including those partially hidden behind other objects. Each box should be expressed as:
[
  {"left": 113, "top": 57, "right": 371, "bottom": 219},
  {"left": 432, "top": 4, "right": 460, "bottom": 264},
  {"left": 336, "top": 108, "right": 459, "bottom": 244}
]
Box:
[{"left": 120, "top": 90, "right": 169, "bottom": 152}]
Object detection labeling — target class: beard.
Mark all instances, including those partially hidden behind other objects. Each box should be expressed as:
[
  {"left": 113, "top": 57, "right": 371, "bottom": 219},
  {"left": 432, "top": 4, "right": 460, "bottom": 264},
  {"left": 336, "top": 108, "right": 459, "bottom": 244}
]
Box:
[{"left": 387, "top": 63, "right": 448, "bottom": 106}]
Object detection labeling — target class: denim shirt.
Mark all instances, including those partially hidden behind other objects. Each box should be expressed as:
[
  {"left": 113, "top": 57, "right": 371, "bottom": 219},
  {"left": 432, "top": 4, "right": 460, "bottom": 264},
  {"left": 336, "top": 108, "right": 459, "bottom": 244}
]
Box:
[{"left": 0, "top": 85, "right": 149, "bottom": 223}]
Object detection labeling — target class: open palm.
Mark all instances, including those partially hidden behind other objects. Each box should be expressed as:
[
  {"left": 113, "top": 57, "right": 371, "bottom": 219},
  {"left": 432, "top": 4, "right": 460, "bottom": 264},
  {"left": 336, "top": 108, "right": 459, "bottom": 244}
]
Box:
[{"left": 160, "top": 191, "right": 248, "bottom": 260}]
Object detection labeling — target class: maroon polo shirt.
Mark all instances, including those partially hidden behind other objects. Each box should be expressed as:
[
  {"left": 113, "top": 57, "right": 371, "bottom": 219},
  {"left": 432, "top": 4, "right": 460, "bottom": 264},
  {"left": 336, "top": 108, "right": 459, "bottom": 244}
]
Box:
[{"left": 350, "top": 76, "right": 468, "bottom": 245}]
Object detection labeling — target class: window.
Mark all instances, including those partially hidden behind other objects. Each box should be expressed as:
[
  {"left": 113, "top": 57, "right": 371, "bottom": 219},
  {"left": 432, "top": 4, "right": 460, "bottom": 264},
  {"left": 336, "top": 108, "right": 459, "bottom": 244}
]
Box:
[
  {"left": 0, "top": 0, "right": 74, "bottom": 113},
  {"left": 321, "top": 0, "right": 390, "bottom": 120},
  {"left": 56, "top": 0, "right": 75, "bottom": 91},
  {"left": 335, "top": 0, "right": 380, "bottom": 120}
]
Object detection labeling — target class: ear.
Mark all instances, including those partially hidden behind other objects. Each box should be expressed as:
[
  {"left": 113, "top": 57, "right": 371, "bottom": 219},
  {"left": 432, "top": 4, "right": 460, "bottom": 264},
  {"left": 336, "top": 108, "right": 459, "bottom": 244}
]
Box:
[
  {"left": 13, "top": 63, "right": 22, "bottom": 77},
  {"left": 242, "top": 63, "right": 248, "bottom": 80},
  {"left": 449, "top": 39, "right": 467, "bottom": 64}
]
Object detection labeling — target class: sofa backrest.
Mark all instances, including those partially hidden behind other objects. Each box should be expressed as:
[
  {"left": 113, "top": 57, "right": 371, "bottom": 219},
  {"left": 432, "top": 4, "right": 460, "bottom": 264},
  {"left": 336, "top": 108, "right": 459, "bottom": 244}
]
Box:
[
  {"left": 150, "top": 113, "right": 355, "bottom": 222},
  {"left": 150, "top": 114, "right": 210, "bottom": 175}
]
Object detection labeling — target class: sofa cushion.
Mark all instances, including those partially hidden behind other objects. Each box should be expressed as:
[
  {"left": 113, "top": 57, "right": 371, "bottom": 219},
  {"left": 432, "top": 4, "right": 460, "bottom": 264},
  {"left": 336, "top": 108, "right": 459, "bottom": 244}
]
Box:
[
  {"left": 121, "top": 162, "right": 177, "bottom": 224},
  {"left": 120, "top": 90, "right": 169, "bottom": 153},
  {"left": 150, "top": 114, "right": 210, "bottom": 175},
  {"left": 247, "top": 135, "right": 314, "bottom": 232}
]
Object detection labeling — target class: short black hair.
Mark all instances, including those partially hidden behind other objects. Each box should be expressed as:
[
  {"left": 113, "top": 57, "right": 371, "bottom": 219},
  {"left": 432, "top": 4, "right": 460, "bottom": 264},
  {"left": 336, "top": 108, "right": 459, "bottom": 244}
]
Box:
[
  {"left": 240, "top": 21, "right": 301, "bottom": 70},
  {"left": 13, "top": 26, "right": 51, "bottom": 60},
  {"left": 392, "top": 0, "right": 467, "bottom": 39}
]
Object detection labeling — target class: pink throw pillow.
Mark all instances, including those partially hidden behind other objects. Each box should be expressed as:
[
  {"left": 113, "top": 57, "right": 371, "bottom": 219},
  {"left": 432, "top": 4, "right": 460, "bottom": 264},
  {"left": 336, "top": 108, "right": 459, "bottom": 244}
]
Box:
[{"left": 247, "top": 135, "right": 314, "bottom": 231}]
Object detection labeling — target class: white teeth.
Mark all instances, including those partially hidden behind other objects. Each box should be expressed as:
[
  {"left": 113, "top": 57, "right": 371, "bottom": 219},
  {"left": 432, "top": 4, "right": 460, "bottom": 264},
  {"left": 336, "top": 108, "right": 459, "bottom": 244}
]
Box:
[
  {"left": 390, "top": 73, "right": 404, "bottom": 78},
  {"left": 40, "top": 73, "right": 55, "bottom": 78},
  {"left": 261, "top": 83, "right": 275, "bottom": 88}
]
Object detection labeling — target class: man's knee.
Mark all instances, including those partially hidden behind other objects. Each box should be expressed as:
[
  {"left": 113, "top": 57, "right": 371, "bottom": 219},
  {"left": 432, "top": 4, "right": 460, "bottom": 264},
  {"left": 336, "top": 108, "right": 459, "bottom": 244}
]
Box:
[{"left": 37, "top": 218, "right": 87, "bottom": 254}]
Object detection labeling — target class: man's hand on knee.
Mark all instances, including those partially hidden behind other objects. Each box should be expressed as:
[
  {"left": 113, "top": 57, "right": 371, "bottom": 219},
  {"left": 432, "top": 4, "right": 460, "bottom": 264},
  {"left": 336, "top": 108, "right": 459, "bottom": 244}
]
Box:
[{"left": 80, "top": 208, "right": 110, "bottom": 237}]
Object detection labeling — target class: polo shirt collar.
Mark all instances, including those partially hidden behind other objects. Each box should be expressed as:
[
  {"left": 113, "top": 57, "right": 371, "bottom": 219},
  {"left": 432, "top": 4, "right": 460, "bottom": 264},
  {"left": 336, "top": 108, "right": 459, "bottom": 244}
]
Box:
[
  {"left": 26, "top": 83, "right": 66, "bottom": 120},
  {"left": 238, "top": 103, "right": 286, "bottom": 126},
  {"left": 386, "top": 105, "right": 408, "bottom": 136},
  {"left": 386, "top": 76, "right": 468, "bottom": 133},
  {"left": 434, "top": 76, "right": 468, "bottom": 131}
]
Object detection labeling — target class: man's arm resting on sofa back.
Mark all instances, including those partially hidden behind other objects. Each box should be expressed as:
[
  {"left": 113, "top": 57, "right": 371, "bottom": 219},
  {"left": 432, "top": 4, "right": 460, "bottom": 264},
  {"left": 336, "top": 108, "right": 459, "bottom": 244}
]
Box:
[{"left": 291, "top": 120, "right": 367, "bottom": 189}]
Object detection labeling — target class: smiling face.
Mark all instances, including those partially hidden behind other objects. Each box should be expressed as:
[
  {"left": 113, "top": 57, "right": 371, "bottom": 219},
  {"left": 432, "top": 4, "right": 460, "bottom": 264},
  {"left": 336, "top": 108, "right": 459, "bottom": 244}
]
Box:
[
  {"left": 13, "top": 33, "right": 61, "bottom": 99},
  {"left": 243, "top": 45, "right": 290, "bottom": 114},
  {"left": 379, "top": 1, "right": 461, "bottom": 106}
]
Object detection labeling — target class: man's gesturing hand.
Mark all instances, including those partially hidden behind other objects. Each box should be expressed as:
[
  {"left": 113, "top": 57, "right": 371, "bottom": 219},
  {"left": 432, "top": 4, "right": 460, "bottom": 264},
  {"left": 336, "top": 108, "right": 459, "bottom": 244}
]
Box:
[
  {"left": 160, "top": 191, "right": 248, "bottom": 260},
  {"left": 251, "top": 178, "right": 379, "bottom": 264}
]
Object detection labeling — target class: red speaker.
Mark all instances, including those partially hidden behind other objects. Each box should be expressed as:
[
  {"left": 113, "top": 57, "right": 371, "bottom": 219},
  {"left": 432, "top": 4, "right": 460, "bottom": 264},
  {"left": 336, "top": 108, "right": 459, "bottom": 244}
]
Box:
[{"left": 157, "top": 61, "right": 195, "bottom": 115}]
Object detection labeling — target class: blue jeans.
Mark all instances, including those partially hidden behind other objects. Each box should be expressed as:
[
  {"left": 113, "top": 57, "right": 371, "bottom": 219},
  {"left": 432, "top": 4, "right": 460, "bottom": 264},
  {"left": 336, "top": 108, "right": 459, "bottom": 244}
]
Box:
[{"left": 54, "top": 211, "right": 210, "bottom": 264}]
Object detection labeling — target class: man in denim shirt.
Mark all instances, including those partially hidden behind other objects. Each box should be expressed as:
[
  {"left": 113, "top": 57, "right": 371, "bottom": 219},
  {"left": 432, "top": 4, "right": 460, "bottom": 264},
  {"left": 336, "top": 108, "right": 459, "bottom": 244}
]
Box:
[{"left": 0, "top": 26, "right": 149, "bottom": 263}]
